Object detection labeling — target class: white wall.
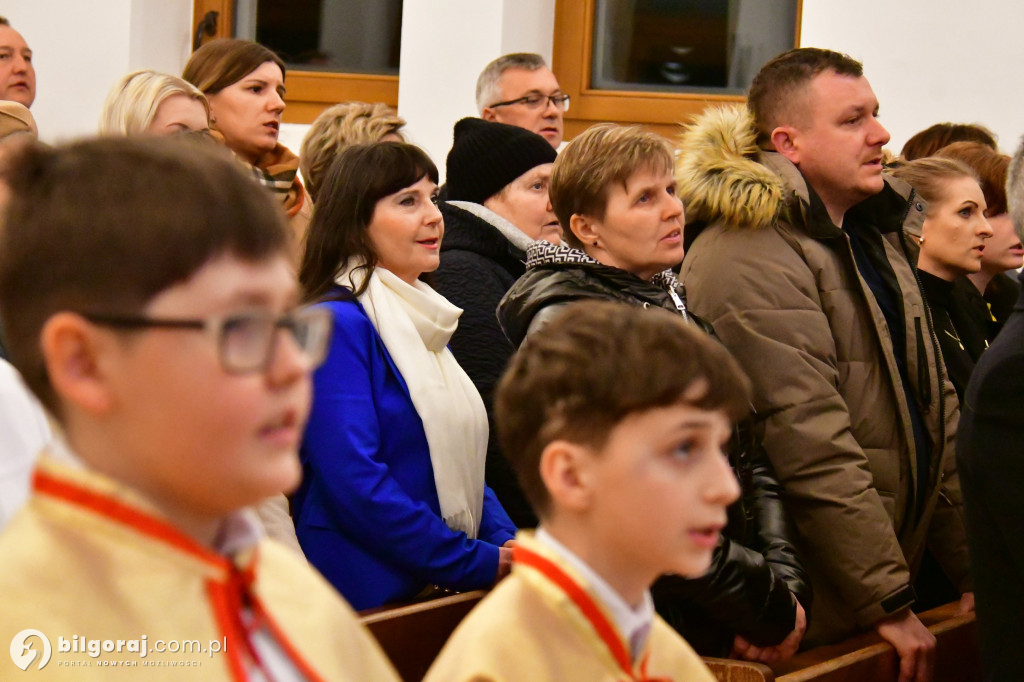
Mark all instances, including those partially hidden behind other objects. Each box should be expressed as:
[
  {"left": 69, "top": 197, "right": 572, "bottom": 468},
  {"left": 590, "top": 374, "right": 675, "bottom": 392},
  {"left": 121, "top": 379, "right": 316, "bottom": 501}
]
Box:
[
  {"left": 398, "top": 0, "right": 556, "bottom": 180},
  {"left": 4, "top": 0, "right": 192, "bottom": 143},
  {"left": 129, "top": 0, "right": 194, "bottom": 78},
  {"left": 801, "top": 0, "right": 1024, "bottom": 155},
  {"left": 9, "top": 2, "right": 1023, "bottom": 159}
]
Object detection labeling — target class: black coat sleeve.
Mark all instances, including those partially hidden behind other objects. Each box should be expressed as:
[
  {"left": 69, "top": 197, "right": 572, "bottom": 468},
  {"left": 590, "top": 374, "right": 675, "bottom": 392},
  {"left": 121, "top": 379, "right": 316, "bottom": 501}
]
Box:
[
  {"left": 653, "top": 315, "right": 810, "bottom": 649},
  {"left": 653, "top": 421, "right": 807, "bottom": 648},
  {"left": 956, "top": 326, "right": 1024, "bottom": 680},
  {"left": 740, "top": 423, "right": 812, "bottom": 609}
]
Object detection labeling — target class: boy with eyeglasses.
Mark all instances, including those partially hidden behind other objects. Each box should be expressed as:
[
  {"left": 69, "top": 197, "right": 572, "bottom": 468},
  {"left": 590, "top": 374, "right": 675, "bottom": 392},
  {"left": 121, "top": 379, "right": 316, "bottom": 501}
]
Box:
[{"left": 0, "top": 137, "right": 399, "bottom": 680}]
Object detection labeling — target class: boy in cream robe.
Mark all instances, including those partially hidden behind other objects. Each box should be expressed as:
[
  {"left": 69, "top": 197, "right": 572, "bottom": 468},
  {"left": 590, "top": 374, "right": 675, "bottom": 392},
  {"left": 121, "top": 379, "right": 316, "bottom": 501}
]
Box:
[
  {"left": 426, "top": 301, "right": 750, "bottom": 681},
  {"left": 0, "top": 138, "right": 399, "bottom": 681}
]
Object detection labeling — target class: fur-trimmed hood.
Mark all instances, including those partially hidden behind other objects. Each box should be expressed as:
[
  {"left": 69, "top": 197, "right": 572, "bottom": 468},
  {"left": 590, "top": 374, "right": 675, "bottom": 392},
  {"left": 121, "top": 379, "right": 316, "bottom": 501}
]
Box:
[
  {"left": 675, "top": 105, "right": 923, "bottom": 243},
  {"left": 676, "top": 105, "right": 787, "bottom": 232}
]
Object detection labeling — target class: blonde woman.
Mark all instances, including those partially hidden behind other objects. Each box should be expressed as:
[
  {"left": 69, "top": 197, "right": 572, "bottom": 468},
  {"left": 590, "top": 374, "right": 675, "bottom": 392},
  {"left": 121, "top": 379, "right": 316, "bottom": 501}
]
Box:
[
  {"left": 893, "top": 157, "right": 994, "bottom": 399},
  {"left": 99, "top": 70, "right": 209, "bottom": 136},
  {"left": 300, "top": 101, "right": 405, "bottom": 204}
]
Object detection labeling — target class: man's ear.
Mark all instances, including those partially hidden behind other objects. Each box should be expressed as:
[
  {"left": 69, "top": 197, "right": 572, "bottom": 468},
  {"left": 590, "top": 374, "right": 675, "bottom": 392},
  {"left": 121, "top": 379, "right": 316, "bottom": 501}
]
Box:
[
  {"left": 569, "top": 213, "right": 599, "bottom": 248},
  {"left": 539, "top": 439, "right": 595, "bottom": 513},
  {"left": 770, "top": 125, "right": 801, "bottom": 164},
  {"left": 40, "top": 312, "right": 117, "bottom": 416},
  {"left": 480, "top": 108, "right": 498, "bottom": 123}
]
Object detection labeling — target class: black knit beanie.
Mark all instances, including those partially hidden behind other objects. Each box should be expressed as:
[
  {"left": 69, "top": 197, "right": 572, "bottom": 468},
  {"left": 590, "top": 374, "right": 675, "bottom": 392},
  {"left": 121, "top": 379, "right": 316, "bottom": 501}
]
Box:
[{"left": 445, "top": 117, "right": 557, "bottom": 204}]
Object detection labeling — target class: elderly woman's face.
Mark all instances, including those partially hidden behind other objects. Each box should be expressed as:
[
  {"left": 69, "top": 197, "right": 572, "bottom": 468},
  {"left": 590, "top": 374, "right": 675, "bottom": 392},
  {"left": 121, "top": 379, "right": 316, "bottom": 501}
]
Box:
[
  {"left": 207, "top": 61, "right": 285, "bottom": 164},
  {"left": 919, "top": 176, "right": 993, "bottom": 280},
  {"left": 368, "top": 175, "right": 444, "bottom": 285},
  {"left": 483, "top": 163, "right": 560, "bottom": 243},
  {"left": 573, "top": 165, "right": 684, "bottom": 281}
]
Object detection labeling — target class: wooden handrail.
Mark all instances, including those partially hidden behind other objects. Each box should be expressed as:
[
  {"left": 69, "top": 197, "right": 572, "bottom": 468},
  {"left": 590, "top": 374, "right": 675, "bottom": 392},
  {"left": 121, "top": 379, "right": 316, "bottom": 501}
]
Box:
[
  {"left": 705, "top": 657, "right": 775, "bottom": 681},
  {"left": 358, "top": 596, "right": 977, "bottom": 682},
  {"left": 772, "top": 603, "right": 979, "bottom": 682}
]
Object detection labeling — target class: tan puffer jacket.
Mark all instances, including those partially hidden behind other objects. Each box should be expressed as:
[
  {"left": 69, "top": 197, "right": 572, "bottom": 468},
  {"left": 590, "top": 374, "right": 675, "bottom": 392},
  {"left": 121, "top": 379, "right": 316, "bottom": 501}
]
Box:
[{"left": 677, "top": 106, "right": 970, "bottom": 646}]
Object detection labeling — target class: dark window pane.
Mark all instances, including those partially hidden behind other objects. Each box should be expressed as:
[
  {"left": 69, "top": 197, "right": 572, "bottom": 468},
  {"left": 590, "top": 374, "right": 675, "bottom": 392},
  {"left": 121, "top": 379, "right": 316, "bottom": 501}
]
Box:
[
  {"left": 235, "top": 0, "right": 403, "bottom": 75},
  {"left": 592, "top": 0, "right": 798, "bottom": 94}
]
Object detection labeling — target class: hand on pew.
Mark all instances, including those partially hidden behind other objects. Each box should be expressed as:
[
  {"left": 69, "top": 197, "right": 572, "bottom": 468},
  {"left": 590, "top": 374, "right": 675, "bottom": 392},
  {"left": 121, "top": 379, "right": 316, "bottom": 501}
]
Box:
[
  {"left": 495, "top": 539, "right": 516, "bottom": 582},
  {"left": 957, "top": 591, "right": 974, "bottom": 615},
  {"left": 874, "top": 609, "right": 936, "bottom": 682},
  {"left": 732, "top": 600, "right": 807, "bottom": 664}
]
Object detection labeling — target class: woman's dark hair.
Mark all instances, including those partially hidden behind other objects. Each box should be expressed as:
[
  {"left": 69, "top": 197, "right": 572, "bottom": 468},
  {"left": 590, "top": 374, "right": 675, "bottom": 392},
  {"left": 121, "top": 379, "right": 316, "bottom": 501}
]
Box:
[
  {"left": 299, "top": 141, "right": 439, "bottom": 303},
  {"left": 900, "top": 122, "right": 997, "bottom": 162},
  {"left": 182, "top": 39, "right": 286, "bottom": 95},
  {"left": 936, "top": 142, "right": 1011, "bottom": 216}
]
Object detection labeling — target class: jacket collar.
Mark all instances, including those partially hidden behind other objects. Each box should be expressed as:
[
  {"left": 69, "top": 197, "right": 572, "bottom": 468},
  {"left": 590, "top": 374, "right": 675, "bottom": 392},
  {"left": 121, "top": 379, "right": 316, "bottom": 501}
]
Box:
[
  {"left": 525, "top": 241, "right": 682, "bottom": 297},
  {"left": 534, "top": 528, "right": 654, "bottom": 662},
  {"left": 445, "top": 201, "right": 534, "bottom": 252},
  {"left": 763, "top": 151, "right": 919, "bottom": 241},
  {"left": 918, "top": 269, "right": 954, "bottom": 307},
  {"left": 512, "top": 533, "right": 664, "bottom": 680},
  {"left": 439, "top": 201, "right": 528, "bottom": 267}
]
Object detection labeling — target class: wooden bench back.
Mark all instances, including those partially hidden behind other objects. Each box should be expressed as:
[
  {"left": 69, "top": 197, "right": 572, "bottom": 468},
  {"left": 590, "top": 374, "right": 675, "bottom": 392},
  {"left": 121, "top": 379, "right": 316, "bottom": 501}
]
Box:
[
  {"left": 360, "top": 590, "right": 486, "bottom": 682},
  {"left": 359, "top": 597, "right": 977, "bottom": 682}
]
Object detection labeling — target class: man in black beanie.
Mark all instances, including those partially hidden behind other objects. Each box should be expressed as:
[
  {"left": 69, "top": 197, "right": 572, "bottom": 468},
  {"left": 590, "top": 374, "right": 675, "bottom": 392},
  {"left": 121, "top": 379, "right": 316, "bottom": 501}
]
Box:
[{"left": 434, "top": 117, "right": 558, "bottom": 528}]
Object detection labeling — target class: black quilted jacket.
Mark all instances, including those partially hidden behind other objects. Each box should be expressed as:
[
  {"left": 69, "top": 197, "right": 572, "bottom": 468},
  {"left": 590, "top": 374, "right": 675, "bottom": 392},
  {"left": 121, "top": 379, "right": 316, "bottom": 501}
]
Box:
[{"left": 498, "top": 242, "right": 811, "bottom": 655}]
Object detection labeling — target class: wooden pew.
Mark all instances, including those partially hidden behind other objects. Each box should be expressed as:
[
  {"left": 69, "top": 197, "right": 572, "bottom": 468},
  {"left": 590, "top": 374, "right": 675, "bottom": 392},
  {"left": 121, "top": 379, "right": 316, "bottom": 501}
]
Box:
[
  {"left": 360, "top": 596, "right": 977, "bottom": 682},
  {"left": 360, "top": 590, "right": 486, "bottom": 682},
  {"left": 705, "top": 658, "right": 775, "bottom": 681},
  {"left": 770, "top": 602, "right": 980, "bottom": 682},
  {"left": 704, "top": 602, "right": 979, "bottom": 682}
]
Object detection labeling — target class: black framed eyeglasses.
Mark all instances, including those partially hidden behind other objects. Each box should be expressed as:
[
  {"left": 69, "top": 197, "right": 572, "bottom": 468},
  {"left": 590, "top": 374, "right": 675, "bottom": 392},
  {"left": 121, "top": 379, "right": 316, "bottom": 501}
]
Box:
[
  {"left": 82, "top": 307, "right": 333, "bottom": 375},
  {"left": 488, "top": 92, "right": 570, "bottom": 112}
]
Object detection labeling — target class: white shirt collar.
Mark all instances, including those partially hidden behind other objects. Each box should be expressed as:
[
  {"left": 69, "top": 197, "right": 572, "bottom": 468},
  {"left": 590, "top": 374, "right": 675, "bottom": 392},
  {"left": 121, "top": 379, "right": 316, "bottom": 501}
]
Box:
[
  {"left": 211, "top": 508, "right": 265, "bottom": 557},
  {"left": 535, "top": 527, "right": 654, "bottom": 661}
]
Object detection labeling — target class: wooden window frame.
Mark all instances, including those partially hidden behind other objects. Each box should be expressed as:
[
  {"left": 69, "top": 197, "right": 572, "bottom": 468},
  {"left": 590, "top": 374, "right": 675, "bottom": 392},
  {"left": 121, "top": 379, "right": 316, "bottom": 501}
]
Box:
[
  {"left": 553, "top": 0, "right": 803, "bottom": 139},
  {"left": 192, "top": 0, "right": 398, "bottom": 124}
]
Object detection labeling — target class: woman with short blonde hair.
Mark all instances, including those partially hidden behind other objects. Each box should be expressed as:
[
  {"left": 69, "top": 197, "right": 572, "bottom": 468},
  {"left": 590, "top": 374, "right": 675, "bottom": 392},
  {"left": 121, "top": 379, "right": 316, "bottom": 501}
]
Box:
[
  {"left": 299, "top": 101, "right": 405, "bottom": 203},
  {"left": 99, "top": 70, "right": 209, "bottom": 136}
]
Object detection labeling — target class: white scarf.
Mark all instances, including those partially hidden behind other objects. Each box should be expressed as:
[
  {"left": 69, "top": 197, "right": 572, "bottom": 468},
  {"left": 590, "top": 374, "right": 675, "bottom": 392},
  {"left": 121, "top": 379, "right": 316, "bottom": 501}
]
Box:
[{"left": 336, "top": 264, "right": 487, "bottom": 538}]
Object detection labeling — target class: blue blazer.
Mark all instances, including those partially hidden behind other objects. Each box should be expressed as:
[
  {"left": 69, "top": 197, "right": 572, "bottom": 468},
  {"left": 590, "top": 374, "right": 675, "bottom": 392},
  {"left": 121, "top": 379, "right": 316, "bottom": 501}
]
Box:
[{"left": 294, "top": 294, "right": 516, "bottom": 610}]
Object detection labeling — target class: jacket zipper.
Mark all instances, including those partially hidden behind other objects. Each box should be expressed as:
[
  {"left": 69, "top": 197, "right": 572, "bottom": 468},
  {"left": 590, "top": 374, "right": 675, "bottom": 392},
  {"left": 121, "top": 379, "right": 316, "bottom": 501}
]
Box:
[
  {"left": 897, "top": 187, "right": 946, "bottom": 496},
  {"left": 914, "top": 318, "right": 931, "bottom": 406}
]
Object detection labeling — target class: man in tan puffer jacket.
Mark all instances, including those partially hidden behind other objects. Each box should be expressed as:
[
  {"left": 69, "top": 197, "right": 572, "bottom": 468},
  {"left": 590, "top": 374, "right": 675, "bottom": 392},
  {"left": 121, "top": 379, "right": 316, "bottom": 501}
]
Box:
[{"left": 678, "top": 48, "right": 971, "bottom": 682}]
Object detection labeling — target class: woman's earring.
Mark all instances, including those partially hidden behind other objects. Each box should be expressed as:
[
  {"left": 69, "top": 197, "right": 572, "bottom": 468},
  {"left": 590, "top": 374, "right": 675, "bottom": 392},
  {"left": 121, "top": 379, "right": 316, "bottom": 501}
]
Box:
[{"left": 918, "top": 235, "right": 925, "bottom": 245}]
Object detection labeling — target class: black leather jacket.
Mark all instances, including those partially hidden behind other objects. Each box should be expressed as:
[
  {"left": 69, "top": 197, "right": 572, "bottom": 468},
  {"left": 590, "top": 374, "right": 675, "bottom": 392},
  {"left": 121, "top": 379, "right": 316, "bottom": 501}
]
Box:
[{"left": 498, "top": 242, "right": 811, "bottom": 655}]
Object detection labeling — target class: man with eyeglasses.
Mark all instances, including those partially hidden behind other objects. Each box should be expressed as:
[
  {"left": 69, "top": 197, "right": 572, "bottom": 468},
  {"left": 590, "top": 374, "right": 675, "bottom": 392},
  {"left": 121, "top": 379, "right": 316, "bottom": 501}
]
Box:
[{"left": 478, "top": 53, "right": 568, "bottom": 149}]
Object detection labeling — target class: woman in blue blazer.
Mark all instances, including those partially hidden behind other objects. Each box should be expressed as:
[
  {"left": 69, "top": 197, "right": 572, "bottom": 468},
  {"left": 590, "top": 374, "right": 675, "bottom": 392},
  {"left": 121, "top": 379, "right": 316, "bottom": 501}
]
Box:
[{"left": 295, "top": 141, "right": 516, "bottom": 610}]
